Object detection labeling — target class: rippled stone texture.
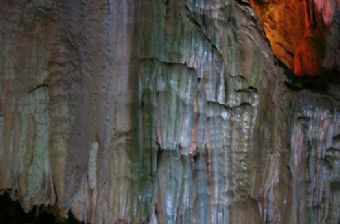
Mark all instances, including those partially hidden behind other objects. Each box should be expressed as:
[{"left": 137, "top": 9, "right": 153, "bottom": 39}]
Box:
[
  {"left": 289, "top": 92, "right": 340, "bottom": 224},
  {"left": 0, "top": 0, "right": 340, "bottom": 224}
]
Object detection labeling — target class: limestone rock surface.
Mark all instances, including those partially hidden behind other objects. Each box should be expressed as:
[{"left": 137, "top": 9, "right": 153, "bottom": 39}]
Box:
[{"left": 0, "top": 0, "right": 340, "bottom": 224}]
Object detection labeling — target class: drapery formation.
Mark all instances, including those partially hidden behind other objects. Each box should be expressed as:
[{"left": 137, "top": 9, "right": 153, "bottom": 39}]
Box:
[{"left": 1, "top": 1, "right": 340, "bottom": 224}]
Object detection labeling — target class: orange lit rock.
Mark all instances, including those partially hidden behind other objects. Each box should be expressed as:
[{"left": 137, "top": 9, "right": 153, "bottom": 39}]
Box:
[
  {"left": 250, "top": 0, "right": 340, "bottom": 76},
  {"left": 294, "top": 28, "right": 324, "bottom": 76},
  {"left": 249, "top": 0, "right": 306, "bottom": 69}
]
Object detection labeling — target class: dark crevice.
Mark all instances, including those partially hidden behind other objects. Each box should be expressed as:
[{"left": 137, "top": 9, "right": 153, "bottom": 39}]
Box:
[
  {"left": 234, "top": 0, "right": 250, "bottom": 7},
  {"left": 275, "top": 41, "right": 294, "bottom": 57},
  {"left": 184, "top": 3, "right": 223, "bottom": 58},
  {"left": 275, "top": 58, "right": 340, "bottom": 97},
  {"left": 155, "top": 140, "right": 162, "bottom": 170},
  {"left": 139, "top": 57, "right": 195, "bottom": 71},
  {"left": 0, "top": 192, "right": 84, "bottom": 224},
  {"left": 26, "top": 83, "right": 49, "bottom": 94},
  {"left": 232, "top": 102, "right": 253, "bottom": 109},
  {"left": 235, "top": 86, "right": 258, "bottom": 94}
]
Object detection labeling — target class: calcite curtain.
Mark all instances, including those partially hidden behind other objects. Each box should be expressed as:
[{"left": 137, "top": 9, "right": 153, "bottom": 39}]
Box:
[{"left": 0, "top": 0, "right": 340, "bottom": 224}]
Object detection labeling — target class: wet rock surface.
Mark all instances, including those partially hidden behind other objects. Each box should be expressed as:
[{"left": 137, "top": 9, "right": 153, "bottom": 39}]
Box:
[{"left": 0, "top": 0, "right": 339, "bottom": 224}]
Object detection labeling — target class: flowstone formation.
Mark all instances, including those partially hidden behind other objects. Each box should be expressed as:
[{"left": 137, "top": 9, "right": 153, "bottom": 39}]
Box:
[{"left": 0, "top": 0, "right": 340, "bottom": 224}]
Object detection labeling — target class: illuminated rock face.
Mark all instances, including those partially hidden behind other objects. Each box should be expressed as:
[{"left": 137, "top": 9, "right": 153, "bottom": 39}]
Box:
[
  {"left": 249, "top": 0, "right": 306, "bottom": 70},
  {"left": 250, "top": 0, "right": 340, "bottom": 76},
  {"left": 0, "top": 1, "right": 340, "bottom": 224}
]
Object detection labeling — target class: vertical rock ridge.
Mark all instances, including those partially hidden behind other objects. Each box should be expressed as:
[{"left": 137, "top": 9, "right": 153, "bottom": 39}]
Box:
[{"left": 1, "top": 0, "right": 340, "bottom": 224}]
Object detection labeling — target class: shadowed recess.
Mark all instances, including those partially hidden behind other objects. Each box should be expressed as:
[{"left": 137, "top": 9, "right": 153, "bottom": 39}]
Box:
[{"left": 0, "top": 193, "right": 83, "bottom": 224}]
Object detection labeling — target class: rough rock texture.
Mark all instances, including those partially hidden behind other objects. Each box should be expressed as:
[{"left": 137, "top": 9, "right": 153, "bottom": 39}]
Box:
[
  {"left": 250, "top": 0, "right": 340, "bottom": 76},
  {"left": 289, "top": 93, "right": 340, "bottom": 224},
  {"left": 0, "top": 0, "right": 340, "bottom": 224}
]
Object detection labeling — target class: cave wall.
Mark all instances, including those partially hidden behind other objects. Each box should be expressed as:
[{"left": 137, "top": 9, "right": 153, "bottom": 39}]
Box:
[
  {"left": 0, "top": 0, "right": 340, "bottom": 224},
  {"left": 250, "top": 0, "right": 340, "bottom": 76}
]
